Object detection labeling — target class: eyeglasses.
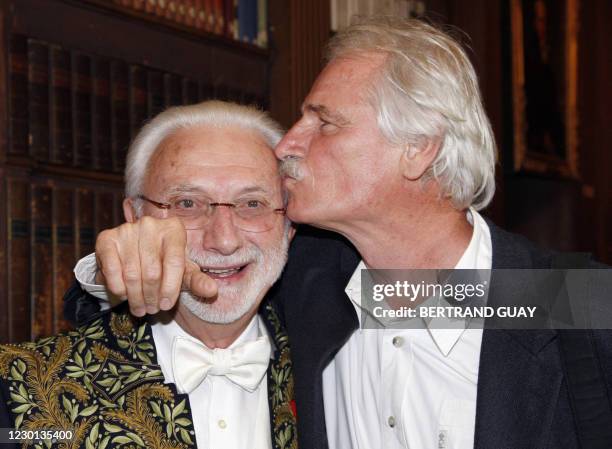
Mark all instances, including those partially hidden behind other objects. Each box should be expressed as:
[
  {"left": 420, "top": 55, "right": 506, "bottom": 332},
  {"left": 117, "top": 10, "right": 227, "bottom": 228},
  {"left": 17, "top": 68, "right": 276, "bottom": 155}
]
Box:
[{"left": 137, "top": 194, "right": 286, "bottom": 233}]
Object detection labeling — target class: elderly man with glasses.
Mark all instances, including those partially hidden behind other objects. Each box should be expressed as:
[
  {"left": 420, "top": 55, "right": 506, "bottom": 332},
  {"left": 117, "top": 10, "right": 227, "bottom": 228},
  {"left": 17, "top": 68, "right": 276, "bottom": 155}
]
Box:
[{"left": 0, "top": 101, "right": 297, "bottom": 449}]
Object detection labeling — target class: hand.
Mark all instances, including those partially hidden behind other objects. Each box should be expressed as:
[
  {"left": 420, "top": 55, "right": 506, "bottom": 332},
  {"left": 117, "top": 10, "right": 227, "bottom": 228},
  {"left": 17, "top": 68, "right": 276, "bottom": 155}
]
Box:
[{"left": 94, "top": 216, "right": 218, "bottom": 316}]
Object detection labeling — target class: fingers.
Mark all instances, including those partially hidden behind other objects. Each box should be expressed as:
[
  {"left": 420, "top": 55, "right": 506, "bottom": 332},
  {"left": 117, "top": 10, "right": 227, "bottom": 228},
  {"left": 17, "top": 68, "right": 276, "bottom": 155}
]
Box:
[
  {"left": 159, "top": 223, "right": 187, "bottom": 310},
  {"left": 140, "top": 217, "right": 165, "bottom": 314},
  {"left": 94, "top": 216, "right": 189, "bottom": 317},
  {"left": 184, "top": 261, "right": 218, "bottom": 299},
  {"left": 96, "top": 230, "right": 126, "bottom": 297},
  {"left": 118, "top": 225, "right": 146, "bottom": 316}
]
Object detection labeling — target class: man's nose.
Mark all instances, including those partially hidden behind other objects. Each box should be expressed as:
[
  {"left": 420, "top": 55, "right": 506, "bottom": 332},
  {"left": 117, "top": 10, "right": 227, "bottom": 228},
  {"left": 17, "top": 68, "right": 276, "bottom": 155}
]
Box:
[
  {"left": 201, "top": 207, "right": 242, "bottom": 256},
  {"left": 275, "top": 122, "right": 308, "bottom": 161}
]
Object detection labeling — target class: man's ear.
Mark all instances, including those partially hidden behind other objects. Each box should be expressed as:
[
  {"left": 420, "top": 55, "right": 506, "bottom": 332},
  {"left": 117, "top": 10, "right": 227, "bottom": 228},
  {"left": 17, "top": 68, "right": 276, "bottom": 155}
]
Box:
[
  {"left": 399, "top": 138, "right": 442, "bottom": 181},
  {"left": 123, "top": 198, "right": 138, "bottom": 223}
]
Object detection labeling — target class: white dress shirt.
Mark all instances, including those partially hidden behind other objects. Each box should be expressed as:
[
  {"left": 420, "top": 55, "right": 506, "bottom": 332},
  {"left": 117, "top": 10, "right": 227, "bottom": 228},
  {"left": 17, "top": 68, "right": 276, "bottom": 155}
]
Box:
[
  {"left": 322, "top": 208, "right": 492, "bottom": 449},
  {"left": 74, "top": 259, "right": 272, "bottom": 449}
]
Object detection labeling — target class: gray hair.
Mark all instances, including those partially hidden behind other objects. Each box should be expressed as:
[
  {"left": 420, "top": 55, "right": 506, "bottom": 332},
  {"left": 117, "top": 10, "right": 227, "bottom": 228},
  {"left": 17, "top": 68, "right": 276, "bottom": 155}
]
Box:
[
  {"left": 327, "top": 16, "right": 497, "bottom": 210},
  {"left": 124, "top": 100, "right": 284, "bottom": 201}
]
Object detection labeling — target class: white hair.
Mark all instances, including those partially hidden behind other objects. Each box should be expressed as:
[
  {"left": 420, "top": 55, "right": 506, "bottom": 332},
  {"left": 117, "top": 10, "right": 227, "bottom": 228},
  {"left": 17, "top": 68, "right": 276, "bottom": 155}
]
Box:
[
  {"left": 124, "top": 100, "right": 284, "bottom": 200},
  {"left": 327, "top": 16, "right": 497, "bottom": 210}
]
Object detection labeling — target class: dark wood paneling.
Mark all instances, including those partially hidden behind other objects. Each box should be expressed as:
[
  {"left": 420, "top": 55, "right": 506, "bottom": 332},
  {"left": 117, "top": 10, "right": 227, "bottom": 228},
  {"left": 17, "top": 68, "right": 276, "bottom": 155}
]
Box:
[
  {"left": 577, "top": 0, "right": 612, "bottom": 262},
  {"left": 268, "top": 0, "right": 330, "bottom": 128}
]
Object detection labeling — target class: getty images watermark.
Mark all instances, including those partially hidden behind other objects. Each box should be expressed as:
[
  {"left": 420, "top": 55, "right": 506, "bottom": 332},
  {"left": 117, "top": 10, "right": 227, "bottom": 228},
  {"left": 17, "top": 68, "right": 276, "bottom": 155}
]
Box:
[{"left": 358, "top": 268, "right": 612, "bottom": 330}]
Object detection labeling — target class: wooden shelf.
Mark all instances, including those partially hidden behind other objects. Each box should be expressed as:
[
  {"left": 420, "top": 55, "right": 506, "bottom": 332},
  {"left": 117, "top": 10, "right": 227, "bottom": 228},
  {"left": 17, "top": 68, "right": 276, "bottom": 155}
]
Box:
[{"left": 74, "top": 0, "right": 270, "bottom": 59}]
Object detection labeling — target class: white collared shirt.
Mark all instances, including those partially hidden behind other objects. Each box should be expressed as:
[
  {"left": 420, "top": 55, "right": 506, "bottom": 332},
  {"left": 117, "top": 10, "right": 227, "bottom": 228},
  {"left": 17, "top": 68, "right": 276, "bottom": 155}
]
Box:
[
  {"left": 322, "top": 208, "right": 492, "bottom": 449},
  {"left": 74, "top": 260, "right": 272, "bottom": 449}
]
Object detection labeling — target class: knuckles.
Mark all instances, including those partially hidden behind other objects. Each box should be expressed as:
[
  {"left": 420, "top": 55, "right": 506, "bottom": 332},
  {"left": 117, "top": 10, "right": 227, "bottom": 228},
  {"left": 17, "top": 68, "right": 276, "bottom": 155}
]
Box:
[
  {"left": 143, "top": 265, "right": 163, "bottom": 283},
  {"left": 123, "top": 266, "right": 142, "bottom": 283}
]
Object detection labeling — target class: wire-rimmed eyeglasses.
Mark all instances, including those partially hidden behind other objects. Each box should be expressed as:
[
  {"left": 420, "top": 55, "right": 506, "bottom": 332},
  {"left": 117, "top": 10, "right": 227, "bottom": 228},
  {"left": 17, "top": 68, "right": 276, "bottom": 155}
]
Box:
[{"left": 137, "top": 194, "right": 286, "bottom": 233}]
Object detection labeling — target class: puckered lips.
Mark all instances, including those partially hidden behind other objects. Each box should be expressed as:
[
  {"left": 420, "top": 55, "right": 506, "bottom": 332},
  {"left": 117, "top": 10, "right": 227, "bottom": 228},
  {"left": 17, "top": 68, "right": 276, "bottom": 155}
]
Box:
[
  {"left": 200, "top": 263, "right": 250, "bottom": 283},
  {"left": 282, "top": 177, "right": 298, "bottom": 189}
]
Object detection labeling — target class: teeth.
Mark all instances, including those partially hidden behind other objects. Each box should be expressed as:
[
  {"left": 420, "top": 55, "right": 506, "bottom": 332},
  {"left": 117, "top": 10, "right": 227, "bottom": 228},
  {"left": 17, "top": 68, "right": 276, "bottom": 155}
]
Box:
[{"left": 202, "top": 267, "right": 242, "bottom": 276}]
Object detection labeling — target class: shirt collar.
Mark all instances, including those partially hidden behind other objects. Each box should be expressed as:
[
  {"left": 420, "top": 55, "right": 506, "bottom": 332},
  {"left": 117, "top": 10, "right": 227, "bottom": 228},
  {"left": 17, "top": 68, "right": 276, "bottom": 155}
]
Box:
[{"left": 344, "top": 207, "right": 492, "bottom": 357}]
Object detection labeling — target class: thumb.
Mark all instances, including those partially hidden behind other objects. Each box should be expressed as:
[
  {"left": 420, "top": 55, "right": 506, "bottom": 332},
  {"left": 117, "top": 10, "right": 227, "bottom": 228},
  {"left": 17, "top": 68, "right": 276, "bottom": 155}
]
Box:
[{"left": 183, "top": 260, "right": 218, "bottom": 299}]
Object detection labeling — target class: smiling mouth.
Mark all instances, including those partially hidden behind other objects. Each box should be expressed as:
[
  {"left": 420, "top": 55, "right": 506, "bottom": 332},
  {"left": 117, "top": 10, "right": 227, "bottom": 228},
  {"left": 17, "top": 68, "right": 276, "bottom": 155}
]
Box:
[{"left": 200, "top": 264, "right": 248, "bottom": 279}]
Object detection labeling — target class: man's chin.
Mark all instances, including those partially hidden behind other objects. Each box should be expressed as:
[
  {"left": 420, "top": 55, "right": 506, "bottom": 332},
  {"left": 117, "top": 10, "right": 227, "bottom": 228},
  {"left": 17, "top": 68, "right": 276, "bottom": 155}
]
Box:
[{"left": 179, "top": 291, "right": 255, "bottom": 325}]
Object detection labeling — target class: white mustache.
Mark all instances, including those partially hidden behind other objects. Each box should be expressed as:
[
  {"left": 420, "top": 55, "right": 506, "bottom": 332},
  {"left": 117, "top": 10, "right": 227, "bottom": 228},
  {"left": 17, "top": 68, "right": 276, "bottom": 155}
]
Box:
[
  {"left": 187, "top": 246, "right": 262, "bottom": 269},
  {"left": 279, "top": 156, "right": 305, "bottom": 181}
]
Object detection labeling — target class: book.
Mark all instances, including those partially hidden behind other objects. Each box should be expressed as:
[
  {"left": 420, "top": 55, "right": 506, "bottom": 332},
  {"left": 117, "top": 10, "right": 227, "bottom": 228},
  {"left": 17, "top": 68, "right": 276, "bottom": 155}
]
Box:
[
  {"left": 238, "top": 0, "right": 257, "bottom": 44},
  {"left": 174, "top": 0, "right": 187, "bottom": 25},
  {"left": 132, "top": 0, "right": 146, "bottom": 11},
  {"left": 72, "top": 52, "right": 93, "bottom": 168},
  {"left": 200, "top": 81, "right": 214, "bottom": 101},
  {"left": 185, "top": 0, "right": 197, "bottom": 27},
  {"left": 257, "top": 0, "right": 268, "bottom": 47},
  {"left": 95, "top": 191, "right": 117, "bottom": 234},
  {"left": 76, "top": 188, "right": 95, "bottom": 258},
  {"left": 6, "top": 177, "right": 31, "bottom": 341},
  {"left": 129, "top": 65, "right": 147, "bottom": 138},
  {"left": 217, "top": 0, "right": 227, "bottom": 36},
  {"left": 166, "top": 0, "right": 177, "bottom": 21},
  {"left": 194, "top": 0, "right": 206, "bottom": 29},
  {"left": 154, "top": 0, "right": 166, "bottom": 17},
  {"left": 53, "top": 188, "right": 75, "bottom": 333},
  {"left": 0, "top": 170, "right": 7, "bottom": 341},
  {"left": 205, "top": 0, "right": 215, "bottom": 32},
  {"left": 8, "top": 35, "right": 29, "bottom": 156},
  {"left": 164, "top": 73, "right": 183, "bottom": 107},
  {"left": 27, "top": 39, "right": 50, "bottom": 162},
  {"left": 110, "top": 61, "right": 130, "bottom": 172},
  {"left": 145, "top": 0, "right": 156, "bottom": 14},
  {"left": 31, "top": 184, "right": 54, "bottom": 339},
  {"left": 49, "top": 46, "right": 73, "bottom": 165},
  {"left": 147, "top": 70, "right": 164, "bottom": 118},
  {"left": 182, "top": 77, "right": 200, "bottom": 104},
  {"left": 92, "top": 58, "right": 113, "bottom": 171},
  {"left": 175, "top": 0, "right": 187, "bottom": 25}
]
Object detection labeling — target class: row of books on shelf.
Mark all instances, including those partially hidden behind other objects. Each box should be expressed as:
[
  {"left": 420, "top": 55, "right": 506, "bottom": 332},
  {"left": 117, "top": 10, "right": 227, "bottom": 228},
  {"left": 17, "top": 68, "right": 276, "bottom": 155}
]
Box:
[
  {"left": 113, "top": 0, "right": 269, "bottom": 48},
  {"left": 3, "top": 175, "right": 124, "bottom": 340},
  {"left": 7, "top": 34, "right": 263, "bottom": 173}
]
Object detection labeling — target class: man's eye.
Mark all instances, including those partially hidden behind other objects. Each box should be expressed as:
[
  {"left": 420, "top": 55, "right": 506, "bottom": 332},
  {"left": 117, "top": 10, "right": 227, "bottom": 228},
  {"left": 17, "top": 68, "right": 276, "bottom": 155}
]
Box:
[
  {"left": 246, "top": 200, "right": 262, "bottom": 208},
  {"left": 320, "top": 120, "right": 337, "bottom": 132},
  {"left": 177, "top": 199, "right": 195, "bottom": 209}
]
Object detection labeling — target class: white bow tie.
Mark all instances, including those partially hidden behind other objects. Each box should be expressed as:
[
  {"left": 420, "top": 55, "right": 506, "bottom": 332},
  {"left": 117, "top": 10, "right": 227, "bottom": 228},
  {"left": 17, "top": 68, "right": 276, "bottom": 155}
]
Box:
[{"left": 171, "top": 334, "right": 271, "bottom": 395}]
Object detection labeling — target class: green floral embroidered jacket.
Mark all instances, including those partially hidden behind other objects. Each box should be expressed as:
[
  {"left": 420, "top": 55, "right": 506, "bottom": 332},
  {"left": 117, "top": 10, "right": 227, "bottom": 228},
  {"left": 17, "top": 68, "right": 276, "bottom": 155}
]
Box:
[{"left": 0, "top": 301, "right": 297, "bottom": 449}]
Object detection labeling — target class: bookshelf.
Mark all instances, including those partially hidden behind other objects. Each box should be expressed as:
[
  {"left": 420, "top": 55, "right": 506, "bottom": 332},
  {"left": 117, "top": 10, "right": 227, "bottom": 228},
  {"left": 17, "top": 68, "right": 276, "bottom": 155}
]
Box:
[{"left": 0, "top": 0, "right": 283, "bottom": 342}]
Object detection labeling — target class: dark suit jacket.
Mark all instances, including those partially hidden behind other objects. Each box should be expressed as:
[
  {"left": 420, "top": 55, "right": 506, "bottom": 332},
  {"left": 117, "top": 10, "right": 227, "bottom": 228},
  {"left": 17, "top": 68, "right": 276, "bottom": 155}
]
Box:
[
  {"left": 62, "top": 222, "right": 612, "bottom": 449},
  {"left": 268, "top": 220, "right": 612, "bottom": 449},
  {"left": 1, "top": 299, "right": 297, "bottom": 449}
]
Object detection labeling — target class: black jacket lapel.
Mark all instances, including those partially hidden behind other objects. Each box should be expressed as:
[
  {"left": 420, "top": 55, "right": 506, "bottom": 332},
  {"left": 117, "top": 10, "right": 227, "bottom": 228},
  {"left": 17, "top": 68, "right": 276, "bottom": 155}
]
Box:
[
  {"left": 475, "top": 220, "right": 562, "bottom": 449},
  {"left": 277, "top": 228, "right": 360, "bottom": 449}
]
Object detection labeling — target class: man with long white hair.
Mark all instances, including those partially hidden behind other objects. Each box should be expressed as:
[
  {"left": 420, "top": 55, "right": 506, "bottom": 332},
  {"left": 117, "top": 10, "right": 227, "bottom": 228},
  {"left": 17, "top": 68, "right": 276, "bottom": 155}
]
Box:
[
  {"left": 67, "top": 17, "right": 611, "bottom": 449},
  {"left": 0, "top": 101, "right": 298, "bottom": 449}
]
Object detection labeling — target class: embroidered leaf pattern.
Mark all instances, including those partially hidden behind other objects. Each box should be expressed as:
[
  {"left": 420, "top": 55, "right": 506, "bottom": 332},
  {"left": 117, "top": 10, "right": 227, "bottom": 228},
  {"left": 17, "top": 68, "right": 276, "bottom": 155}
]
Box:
[
  {"left": 265, "top": 303, "right": 298, "bottom": 449},
  {"left": 0, "top": 312, "right": 195, "bottom": 448}
]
